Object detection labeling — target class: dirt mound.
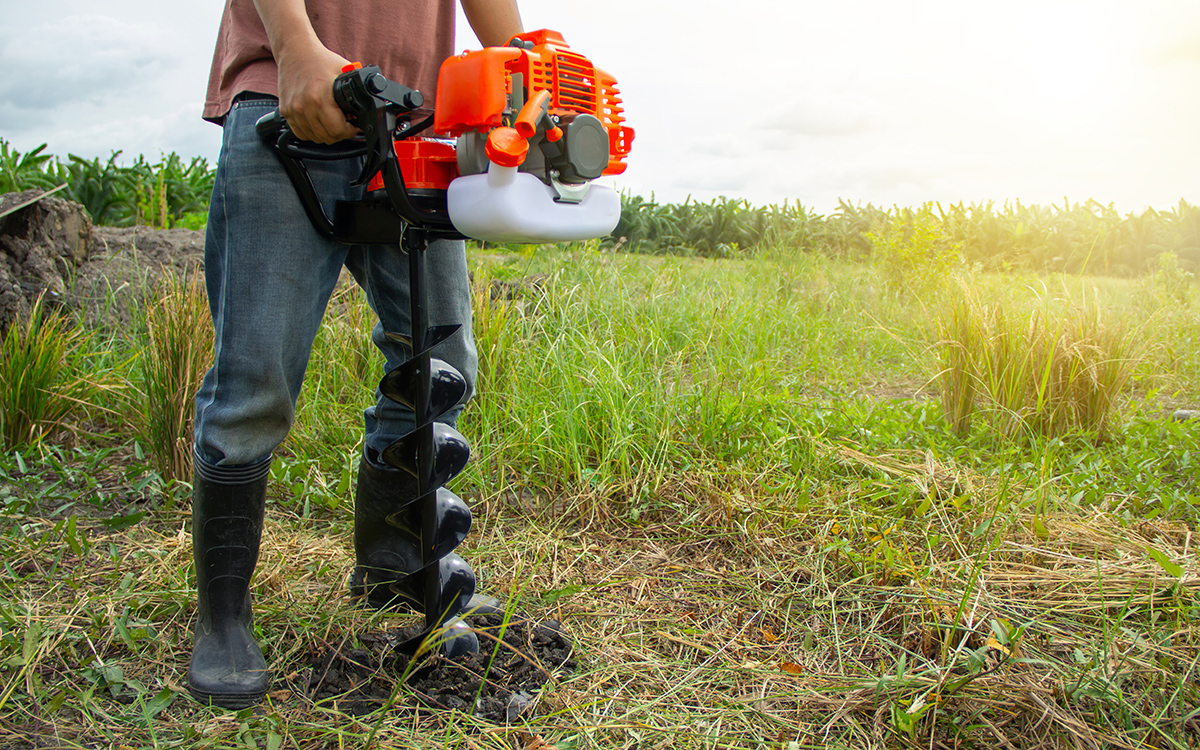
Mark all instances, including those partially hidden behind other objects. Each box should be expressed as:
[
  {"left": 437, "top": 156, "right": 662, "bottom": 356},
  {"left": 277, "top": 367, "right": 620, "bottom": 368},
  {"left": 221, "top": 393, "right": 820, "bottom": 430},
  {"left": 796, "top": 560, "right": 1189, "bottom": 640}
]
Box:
[
  {"left": 78, "top": 225, "right": 204, "bottom": 330},
  {"left": 0, "top": 189, "right": 203, "bottom": 331}
]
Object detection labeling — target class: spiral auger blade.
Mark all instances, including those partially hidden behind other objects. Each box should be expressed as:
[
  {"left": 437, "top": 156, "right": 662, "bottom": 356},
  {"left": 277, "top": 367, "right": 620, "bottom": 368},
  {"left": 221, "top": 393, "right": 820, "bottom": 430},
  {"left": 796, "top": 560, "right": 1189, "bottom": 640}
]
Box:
[{"left": 377, "top": 227, "right": 479, "bottom": 658}]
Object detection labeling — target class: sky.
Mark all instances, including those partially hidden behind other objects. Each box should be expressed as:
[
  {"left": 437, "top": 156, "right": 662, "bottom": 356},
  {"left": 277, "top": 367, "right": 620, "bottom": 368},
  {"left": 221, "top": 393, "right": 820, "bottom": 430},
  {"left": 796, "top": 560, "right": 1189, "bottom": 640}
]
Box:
[{"left": 2, "top": 0, "right": 1198, "bottom": 215}]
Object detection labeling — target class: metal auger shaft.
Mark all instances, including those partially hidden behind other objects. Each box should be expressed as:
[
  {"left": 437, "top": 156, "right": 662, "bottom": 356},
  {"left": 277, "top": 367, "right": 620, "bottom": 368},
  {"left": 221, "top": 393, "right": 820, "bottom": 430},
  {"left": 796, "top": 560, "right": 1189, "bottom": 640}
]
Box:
[
  {"left": 377, "top": 226, "right": 478, "bottom": 657},
  {"left": 252, "top": 72, "right": 484, "bottom": 657}
]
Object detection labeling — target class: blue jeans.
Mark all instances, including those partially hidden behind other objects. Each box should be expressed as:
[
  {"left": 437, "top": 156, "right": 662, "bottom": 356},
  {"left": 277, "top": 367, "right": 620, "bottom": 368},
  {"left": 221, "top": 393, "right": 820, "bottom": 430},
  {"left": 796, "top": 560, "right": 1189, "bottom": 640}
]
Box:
[{"left": 192, "top": 96, "right": 477, "bottom": 483}]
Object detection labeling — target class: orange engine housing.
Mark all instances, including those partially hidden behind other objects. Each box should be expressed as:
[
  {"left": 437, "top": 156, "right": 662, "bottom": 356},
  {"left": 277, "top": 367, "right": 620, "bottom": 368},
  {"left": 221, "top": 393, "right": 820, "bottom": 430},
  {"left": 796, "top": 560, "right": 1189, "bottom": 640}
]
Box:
[
  {"left": 434, "top": 29, "right": 634, "bottom": 176},
  {"left": 366, "top": 138, "right": 459, "bottom": 192}
]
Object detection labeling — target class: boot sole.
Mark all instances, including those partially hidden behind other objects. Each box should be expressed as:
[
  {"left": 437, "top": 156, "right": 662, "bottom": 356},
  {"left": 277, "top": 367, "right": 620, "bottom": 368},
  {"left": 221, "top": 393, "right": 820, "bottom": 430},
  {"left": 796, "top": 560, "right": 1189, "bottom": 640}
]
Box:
[{"left": 188, "top": 684, "right": 266, "bottom": 710}]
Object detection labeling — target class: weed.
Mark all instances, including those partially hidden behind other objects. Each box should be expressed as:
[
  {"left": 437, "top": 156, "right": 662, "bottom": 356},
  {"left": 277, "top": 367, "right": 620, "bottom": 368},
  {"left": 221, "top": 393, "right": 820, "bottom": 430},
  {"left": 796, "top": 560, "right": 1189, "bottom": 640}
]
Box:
[
  {"left": 136, "top": 268, "right": 212, "bottom": 484},
  {"left": 868, "top": 205, "right": 963, "bottom": 295},
  {"left": 1141, "top": 250, "right": 1195, "bottom": 308},
  {"left": 936, "top": 279, "right": 1151, "bottom": 441},
  {"left": 0, "top": 294, "right": 115, "bottom": 449}
]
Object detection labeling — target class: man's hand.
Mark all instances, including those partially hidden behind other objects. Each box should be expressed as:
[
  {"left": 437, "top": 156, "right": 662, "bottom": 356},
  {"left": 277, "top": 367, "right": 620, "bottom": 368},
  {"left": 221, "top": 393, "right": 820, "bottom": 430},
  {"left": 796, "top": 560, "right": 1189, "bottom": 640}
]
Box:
[
  {"left": 275, "top": 42, "right": 358, "bottom": 144},
  {"left": 253, "top": 0, "right": 358, "bottom": 144}
]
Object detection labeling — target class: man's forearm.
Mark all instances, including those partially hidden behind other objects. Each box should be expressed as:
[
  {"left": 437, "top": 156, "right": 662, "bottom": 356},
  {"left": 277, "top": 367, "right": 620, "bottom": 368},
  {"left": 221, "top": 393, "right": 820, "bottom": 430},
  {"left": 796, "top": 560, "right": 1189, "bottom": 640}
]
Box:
[
  {"left": 252, "top": 0, "right": 323, "bottom": 60},
  {"left": 251, "top": 0, "right": 356, "bottom": 143},
  {"left": 460, "top": 0, "right": 523, "bottom": 47}
]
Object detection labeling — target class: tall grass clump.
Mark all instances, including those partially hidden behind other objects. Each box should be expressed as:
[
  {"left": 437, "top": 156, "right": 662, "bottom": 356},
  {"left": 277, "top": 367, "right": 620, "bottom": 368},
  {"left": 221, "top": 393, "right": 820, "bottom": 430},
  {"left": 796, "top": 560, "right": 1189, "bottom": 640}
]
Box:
[
  {"left": 937, "top": 281, "right": 1150, "bottom": 440},
  {"left": 0, "top": 294, "right": 106, "bottom": 448},
  {"left": 471, "top": 281, "right": 519, "bottom": 420},
  {"left": 138, "top": 269, "right": 212, "bottom": 483},
  {"left": 867, "top": 205, "right": 963, "bottom": 296}
]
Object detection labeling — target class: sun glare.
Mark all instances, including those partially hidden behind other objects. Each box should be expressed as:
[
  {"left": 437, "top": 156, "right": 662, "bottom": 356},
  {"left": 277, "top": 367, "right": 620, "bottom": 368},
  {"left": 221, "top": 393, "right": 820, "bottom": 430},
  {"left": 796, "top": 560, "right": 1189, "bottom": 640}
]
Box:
[
  {"left": 1020, "top": 12, "right": 1115, "bottom": 103},
  {"left": 958, "top": 4, "right": 1122, "bottom": 112}
]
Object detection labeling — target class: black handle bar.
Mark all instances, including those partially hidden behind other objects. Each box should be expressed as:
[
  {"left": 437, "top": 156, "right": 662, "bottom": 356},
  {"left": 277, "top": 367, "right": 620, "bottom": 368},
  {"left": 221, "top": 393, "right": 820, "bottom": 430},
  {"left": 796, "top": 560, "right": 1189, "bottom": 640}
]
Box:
[{"left": 255, "top": 65, "right": 459, "bottom": 242}]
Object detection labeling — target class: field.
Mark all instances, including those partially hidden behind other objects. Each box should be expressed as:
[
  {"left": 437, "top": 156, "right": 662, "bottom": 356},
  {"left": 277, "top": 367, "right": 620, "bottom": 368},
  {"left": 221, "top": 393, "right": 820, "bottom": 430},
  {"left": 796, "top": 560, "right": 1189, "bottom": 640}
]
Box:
[
  {"left": 3, "top": 141, "right": 1200, "bottom": 749},
  {"left": 1, "top": 225, "right": 1198, "bottom": 750}
]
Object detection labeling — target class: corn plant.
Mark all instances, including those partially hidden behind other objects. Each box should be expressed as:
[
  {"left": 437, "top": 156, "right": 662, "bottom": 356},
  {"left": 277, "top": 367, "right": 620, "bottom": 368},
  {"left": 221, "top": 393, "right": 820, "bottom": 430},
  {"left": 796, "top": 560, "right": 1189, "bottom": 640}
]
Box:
[
  {"left": 60, "top": 152, "right": 136, "bottom": 226},
  {"left": 611, "top": 188, "right": 1200, "bottom": 277},
  {"left": 0, "top": 139, "right": 216, "bottom": 229},
  {"left": 6, "top": 138, "right": 1200, "bottom": 276},
  {"left": 0, "top": 141, "right": 62, "bottom": 193},
  {"left": 128, "top": 152, "right": 215, "bottom": 229}
]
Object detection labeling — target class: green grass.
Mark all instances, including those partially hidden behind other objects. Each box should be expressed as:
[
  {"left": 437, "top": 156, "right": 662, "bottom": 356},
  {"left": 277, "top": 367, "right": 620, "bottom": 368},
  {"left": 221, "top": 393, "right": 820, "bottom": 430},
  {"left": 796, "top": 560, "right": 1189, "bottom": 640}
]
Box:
[
  {"left": 0, "top": 294, "right": 122, "bottom": 450},
  {"left": 0, "top": 240, "right": 1198, "bottom": 749},
  {"left": 135, "top": 268, "right": 212, "bottom": 485},
  {"left": 459, "top": 246, "right": 927, "bottom": 497}
]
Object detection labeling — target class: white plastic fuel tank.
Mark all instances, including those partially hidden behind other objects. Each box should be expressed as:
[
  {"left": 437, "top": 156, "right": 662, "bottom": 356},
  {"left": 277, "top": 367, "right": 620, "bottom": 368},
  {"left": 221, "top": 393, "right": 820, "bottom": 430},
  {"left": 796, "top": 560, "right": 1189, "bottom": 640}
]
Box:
[{"left": 446, "top": 162, "right": 621, "bottom": 244}]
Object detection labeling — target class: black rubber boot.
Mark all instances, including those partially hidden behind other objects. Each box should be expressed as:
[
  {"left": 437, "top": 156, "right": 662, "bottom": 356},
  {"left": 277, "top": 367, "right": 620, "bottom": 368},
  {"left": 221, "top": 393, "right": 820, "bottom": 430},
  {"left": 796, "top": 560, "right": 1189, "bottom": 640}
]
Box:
[
  {"left": 187, "top": 472, "right": 269, "bottom": 709},
  {"left": 348, "top": 455, "right": 430, "bottom": 610}
]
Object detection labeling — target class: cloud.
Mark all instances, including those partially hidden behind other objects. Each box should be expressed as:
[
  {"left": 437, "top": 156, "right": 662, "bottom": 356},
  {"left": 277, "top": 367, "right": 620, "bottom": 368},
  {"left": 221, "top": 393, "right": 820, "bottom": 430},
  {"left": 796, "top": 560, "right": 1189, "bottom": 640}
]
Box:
[
  {"left": 759, "top": 94, "right": 879, "bottom": 138},
  {"left": 0, "top": 9, "right": 218, "bottom": 161},
  {"left": 0, "top": 16, "right": 180, "bottom": 104},
  {"left": 686, "top": 136, "right": 754, "bottom": 160}
]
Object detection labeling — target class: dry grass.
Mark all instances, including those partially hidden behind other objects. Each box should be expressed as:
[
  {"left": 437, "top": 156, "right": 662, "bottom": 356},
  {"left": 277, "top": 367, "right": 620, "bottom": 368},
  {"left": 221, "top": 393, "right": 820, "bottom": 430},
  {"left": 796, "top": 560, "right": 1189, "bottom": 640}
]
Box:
[
  {"left": 2, "top": 251, "right": 1194, "bottom": 749},
  {"left": 937, "top": 280, "right": 1150, "bottom": 441},
  {"left": 137, "top": 268, "right": 211, "bottom": 484},
  {"left": 3, "top": 441, "right": 1198, "bottom": 750}
]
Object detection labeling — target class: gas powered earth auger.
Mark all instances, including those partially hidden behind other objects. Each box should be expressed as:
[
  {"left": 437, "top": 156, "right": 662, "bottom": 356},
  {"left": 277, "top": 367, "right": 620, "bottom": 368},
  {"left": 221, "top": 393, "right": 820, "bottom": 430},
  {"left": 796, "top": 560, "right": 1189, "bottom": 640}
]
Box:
[{"left": 256, "top": 30, "right": 633, "bottom": 658}]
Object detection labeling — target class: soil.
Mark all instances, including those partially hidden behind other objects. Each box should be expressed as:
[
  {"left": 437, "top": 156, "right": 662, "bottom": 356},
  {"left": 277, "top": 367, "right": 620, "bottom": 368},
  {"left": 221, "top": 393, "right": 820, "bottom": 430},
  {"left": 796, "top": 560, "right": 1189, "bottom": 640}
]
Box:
[
  {"left": 300, "top": 613, "right": 575, "bottom": 720},
  {"left": 0, "top": 189, "right": 205, "bottom": 332}
]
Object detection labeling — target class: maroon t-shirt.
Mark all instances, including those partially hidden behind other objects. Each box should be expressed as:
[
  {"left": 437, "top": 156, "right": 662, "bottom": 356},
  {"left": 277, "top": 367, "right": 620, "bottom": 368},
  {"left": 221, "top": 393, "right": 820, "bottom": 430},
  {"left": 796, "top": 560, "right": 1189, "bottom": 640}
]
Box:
[{"left": 203, "top": 0, "right": 457, "bottom": 122}]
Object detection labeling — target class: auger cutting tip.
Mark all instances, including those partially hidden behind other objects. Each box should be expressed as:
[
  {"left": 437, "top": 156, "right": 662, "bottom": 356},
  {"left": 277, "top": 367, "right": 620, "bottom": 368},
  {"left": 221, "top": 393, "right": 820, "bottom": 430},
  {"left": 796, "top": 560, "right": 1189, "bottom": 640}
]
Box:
[{"left": 440, "top": 619, "right": 480, "bottom": 658}]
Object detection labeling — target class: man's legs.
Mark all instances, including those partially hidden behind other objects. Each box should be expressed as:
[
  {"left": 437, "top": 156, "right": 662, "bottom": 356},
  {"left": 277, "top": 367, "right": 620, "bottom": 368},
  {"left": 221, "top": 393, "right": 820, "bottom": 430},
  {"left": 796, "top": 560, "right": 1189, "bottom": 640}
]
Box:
[
  {"left": 189, "top": 94, "right": 482, "bottom": 702},
  {"left": 188, "top": 96, "right": 352, "bottom": 707}
]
